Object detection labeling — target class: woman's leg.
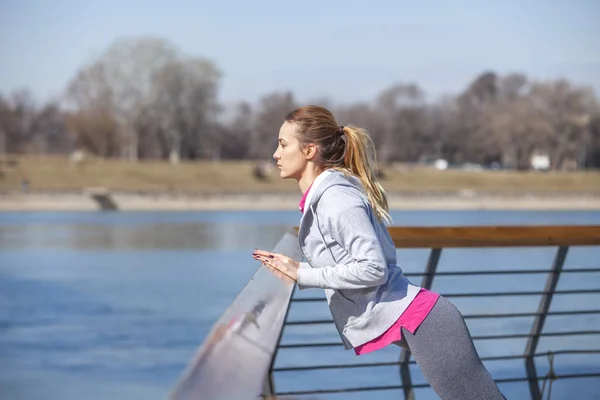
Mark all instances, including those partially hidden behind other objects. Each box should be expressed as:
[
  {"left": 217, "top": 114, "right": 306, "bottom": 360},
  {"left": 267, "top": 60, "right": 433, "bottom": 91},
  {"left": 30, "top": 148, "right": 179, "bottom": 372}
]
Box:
[{"left": 398, "top": 296, "right": 506, "bottom": 400}]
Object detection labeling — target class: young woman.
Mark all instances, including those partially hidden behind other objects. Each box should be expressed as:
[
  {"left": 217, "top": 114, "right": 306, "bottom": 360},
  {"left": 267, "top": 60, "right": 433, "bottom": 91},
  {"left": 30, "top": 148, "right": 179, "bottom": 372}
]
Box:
[{"left": 252, "top": 105, "right": 506, "bottom": 400}]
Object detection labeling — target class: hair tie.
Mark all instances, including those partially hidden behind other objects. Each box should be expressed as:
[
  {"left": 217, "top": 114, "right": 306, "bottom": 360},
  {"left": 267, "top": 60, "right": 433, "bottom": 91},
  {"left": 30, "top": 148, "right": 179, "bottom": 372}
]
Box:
[{"left": 337, "top": 126, "right": 347, "bottom": 143}]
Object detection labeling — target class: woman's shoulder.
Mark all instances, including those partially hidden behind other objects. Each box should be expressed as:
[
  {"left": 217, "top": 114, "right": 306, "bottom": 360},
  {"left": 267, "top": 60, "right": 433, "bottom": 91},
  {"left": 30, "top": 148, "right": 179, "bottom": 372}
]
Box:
[{"left": 319, "top": 182, "right": 368, "bottom": 212}]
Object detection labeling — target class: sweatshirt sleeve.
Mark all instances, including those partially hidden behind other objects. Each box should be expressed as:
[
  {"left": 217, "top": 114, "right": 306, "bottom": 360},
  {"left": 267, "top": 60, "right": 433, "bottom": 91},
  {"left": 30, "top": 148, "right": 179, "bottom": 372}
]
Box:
[{"left": 296, "top": 194, "right": 389, "bottom": 290}]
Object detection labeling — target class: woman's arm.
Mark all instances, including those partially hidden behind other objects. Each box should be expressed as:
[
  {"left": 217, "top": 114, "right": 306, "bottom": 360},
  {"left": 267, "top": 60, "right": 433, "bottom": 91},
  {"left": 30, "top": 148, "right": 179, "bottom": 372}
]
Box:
[{"left": 297, "top": 191, "right": 389, "bottom": 290}]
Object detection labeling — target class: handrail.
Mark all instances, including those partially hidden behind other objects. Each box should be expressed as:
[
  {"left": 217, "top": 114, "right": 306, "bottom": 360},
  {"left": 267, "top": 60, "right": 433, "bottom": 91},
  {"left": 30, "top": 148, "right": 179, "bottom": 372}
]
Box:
[
  {"left": 293, "top": 225, "right": 600, "bottom": 247},
  {"left": 168, "top": 231, "right": 303, "bottom": 400},
  {"left": 387, "top": 225, "right": 600, "bottom": 247}
]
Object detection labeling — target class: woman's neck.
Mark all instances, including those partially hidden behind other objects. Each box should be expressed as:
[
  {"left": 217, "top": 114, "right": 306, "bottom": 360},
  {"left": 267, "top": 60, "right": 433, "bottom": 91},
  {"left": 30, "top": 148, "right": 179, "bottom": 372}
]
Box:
[{"left": 298, "top": 165, "right": 326, "bottom": 194}]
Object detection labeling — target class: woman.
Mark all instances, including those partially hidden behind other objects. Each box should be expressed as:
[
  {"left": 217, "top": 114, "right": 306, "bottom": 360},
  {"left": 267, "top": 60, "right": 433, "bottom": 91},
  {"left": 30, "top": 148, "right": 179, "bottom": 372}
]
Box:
[{"left": 252, "top": 105, "right": 506, "bottom": 400}]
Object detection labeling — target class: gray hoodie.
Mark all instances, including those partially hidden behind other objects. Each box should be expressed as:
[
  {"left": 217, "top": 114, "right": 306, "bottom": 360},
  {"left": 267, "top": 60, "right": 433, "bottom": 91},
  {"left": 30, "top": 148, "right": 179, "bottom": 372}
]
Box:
[{"left": 297, "top": 169, "right": 421, "bottom": 349}]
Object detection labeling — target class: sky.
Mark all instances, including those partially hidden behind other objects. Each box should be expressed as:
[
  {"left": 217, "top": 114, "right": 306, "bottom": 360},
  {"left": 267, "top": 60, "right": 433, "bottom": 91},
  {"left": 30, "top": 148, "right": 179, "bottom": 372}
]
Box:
[{"left": 1, "top": 0, "right": 599, "bottom": 107}]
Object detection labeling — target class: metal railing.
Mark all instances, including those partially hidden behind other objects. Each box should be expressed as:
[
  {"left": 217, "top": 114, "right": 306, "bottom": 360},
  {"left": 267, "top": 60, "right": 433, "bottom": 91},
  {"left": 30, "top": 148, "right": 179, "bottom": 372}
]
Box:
[{"left": 264, "top": 225, "right": 600, "bottom": 400}]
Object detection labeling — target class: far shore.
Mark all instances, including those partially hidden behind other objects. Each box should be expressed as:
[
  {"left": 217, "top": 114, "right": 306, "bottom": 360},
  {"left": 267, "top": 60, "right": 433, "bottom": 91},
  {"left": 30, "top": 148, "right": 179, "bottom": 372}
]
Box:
[{"left": 1, "top": 191, "right": 599, "bottom": 212}]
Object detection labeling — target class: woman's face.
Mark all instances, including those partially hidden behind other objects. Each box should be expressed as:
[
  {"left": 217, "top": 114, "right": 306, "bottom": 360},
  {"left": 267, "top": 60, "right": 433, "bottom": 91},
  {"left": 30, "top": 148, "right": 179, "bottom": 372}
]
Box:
[{"left": 272, "top": 121, "right": 309, "bottom": 180}]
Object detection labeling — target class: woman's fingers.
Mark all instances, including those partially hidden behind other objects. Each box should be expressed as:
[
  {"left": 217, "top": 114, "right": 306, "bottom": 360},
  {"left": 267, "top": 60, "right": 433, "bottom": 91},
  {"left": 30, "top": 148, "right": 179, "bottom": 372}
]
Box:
[
  {"left": 253, "top": 254, "right": 297, "bottom": 280},
  {"left": 261, "top": 260, "right": 295, "bottom": 282},
  {"left": 263, "top": 262, "right": 294, "bottom": 282},
  {"left": 252, "top": 249, "right": 298, "bottom": 281},
  {"left": 256, "top": 256, "right": 288, "bottom": 273},
  {"left": 252, "top": 249, "right": 275, "bottom": 258},
  {"left": 253, "top": 252, "right": 283, "bottom": 266},
  {"left": 252, "top": 250, "right": 296, "bottom": 266},
  {"left": 252, "top": 254, "right": 271, "bottom": 264}
]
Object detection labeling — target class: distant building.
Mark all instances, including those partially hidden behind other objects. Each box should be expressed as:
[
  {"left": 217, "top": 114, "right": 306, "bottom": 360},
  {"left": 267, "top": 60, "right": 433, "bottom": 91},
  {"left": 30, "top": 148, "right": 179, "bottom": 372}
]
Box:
[
  {"left": 434, "top": 159, "right": 448, "bottom": 170},
  {"left": 530, "top": 151, "right": 550, "bottom": 171}
]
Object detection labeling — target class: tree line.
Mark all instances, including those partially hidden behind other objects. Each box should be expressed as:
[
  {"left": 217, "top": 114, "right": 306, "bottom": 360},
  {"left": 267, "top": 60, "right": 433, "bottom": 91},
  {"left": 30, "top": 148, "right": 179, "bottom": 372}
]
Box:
[{"left": 1, "top": 36, "right": 599, "bottom": 170}]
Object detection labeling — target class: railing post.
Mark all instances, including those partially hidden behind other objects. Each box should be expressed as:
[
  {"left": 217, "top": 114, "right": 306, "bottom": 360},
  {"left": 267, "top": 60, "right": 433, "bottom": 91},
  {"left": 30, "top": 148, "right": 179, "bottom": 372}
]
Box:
[
  {"left": 524, "top": 246, "right": 569, "bottom": 400},
  {"left": 400, "top": 248, "right": 442, "bottom": 400},
  {"left": 262, "top": 284, "right": 295, "bottom": 399}
]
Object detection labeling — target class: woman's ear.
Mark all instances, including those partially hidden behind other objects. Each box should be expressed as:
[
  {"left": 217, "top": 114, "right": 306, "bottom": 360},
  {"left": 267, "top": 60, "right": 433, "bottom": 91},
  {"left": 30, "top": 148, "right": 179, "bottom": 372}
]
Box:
[{"left": 304, "top": 143, "right": 318, "bottom": 160}]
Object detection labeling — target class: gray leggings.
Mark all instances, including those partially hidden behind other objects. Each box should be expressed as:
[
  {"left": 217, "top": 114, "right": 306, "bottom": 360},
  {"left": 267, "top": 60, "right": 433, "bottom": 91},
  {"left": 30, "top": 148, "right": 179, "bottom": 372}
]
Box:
[{"left": 395, "top": 295, "right": 506, "bottom": 400}]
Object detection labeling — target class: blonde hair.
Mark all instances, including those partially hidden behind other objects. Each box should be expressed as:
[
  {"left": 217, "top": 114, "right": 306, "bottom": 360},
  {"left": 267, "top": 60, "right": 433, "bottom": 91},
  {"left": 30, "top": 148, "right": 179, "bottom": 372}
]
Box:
[{"left": 285, "top": 105, "right": 391, "bottom": 223}]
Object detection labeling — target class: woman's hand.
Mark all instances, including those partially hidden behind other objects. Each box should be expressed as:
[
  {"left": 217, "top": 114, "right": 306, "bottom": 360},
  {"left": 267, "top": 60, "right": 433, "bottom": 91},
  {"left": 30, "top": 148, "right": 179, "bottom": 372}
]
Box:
[{"left": 252, "top": 249, "right": 299, "bottom": 281}]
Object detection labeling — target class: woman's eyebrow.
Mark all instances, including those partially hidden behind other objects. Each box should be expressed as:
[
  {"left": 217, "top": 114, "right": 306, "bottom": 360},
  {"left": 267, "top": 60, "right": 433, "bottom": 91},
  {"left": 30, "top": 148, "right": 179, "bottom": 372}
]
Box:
[{"left": 278, "top": 138, "right": 287, "bottom": 144}]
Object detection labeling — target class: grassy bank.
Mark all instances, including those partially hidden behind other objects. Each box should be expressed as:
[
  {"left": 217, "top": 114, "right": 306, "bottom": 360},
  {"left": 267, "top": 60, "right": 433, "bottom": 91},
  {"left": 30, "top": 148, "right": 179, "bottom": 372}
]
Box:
[{"left": 1, "top": 155, "right": 599, "bottom": 194}]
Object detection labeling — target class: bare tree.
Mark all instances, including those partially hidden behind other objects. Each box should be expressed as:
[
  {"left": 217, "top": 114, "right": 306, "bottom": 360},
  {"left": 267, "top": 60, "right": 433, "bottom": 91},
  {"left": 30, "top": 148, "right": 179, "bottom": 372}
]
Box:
[
  {"left": 427, "top": 96, "right": 463, "bottom": 163},
  {"left": 66, "top": 110, "right": 119, "bottom": 157},
  {"left": 497, "top": 73, "right": 528, "bottom": 102},
  {"left": 31, "top": 103, "right": 72, "bottom": 154},
  {"left": 478, "top": 97, "right": 553, "bottom": 169},
  {"left": 65, "top": 37, "right": 221, "bottom": 161},
  {"left": 251, "top": 92, "right": 297, "bottom": 159},
  {"left": 147, "top": 57, "right": 221, "bottom": 160},
  {"left": 336, "top": 102, "right": 384, "bottom": 151},
  {"left": 586, "top": 114, "right": 600, "bottom": 168},
  {"left": 0, "top": 96, "right": 9, "bottom": 155},
  {"left": 0, "top": 90, "right": 37, "bottom": 154},
  {"left": 66, "top": 37, "right": 176, "bottom": 160},
  {"left": 375, "top": 83, "right": 426, "bottom": 163},
  {"left": 220, "top": 101, "right": 253, "bottom": 159},
  {"left": 529, "top": 79, "right": 597, "bottom": 170}
]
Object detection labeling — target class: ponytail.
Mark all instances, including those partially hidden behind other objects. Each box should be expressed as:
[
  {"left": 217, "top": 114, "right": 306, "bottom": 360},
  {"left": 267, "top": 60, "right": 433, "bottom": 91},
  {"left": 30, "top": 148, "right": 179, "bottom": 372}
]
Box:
[{"left": 337, "top": 125, "right": 391, "bottom": 224}]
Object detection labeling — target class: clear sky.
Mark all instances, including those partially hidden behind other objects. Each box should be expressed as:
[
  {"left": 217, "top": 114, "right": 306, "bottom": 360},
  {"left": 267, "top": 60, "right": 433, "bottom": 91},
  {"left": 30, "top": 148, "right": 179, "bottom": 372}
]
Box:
[{"left": 1, "top": 0, "right": 599, "bottom": 106}]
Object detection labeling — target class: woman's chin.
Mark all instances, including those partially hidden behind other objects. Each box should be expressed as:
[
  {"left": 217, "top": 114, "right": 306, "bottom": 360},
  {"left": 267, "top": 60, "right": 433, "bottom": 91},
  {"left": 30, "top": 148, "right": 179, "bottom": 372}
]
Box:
[{"left": 279, "top": 169, "right": 294, "bottom": 180}]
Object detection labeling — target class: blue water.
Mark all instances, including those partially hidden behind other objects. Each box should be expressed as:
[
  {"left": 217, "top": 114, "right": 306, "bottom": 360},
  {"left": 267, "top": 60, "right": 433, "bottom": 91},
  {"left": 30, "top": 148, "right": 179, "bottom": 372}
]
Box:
[{"left": 1, "top": 210, "right": 599, "bottom": 399}]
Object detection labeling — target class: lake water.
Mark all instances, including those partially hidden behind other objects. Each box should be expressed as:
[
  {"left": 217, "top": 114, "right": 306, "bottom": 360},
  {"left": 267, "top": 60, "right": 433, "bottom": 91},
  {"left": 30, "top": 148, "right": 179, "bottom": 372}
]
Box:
[{"left": 1, "top": 210, "right": 599, "bottom": 400}]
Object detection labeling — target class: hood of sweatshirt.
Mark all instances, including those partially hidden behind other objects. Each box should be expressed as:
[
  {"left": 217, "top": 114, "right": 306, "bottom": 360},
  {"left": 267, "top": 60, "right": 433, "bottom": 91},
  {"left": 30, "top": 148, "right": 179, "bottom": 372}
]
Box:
[{"left": 304, "top": 169, "right": 365, "bottom": 212}]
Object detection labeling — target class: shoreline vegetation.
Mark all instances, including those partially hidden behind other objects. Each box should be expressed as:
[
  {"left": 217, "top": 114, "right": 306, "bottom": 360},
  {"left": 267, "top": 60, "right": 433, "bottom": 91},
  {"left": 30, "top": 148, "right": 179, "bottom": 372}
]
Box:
[{"left": 1, "top": 156, "right": 599, "bottom": 211}]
